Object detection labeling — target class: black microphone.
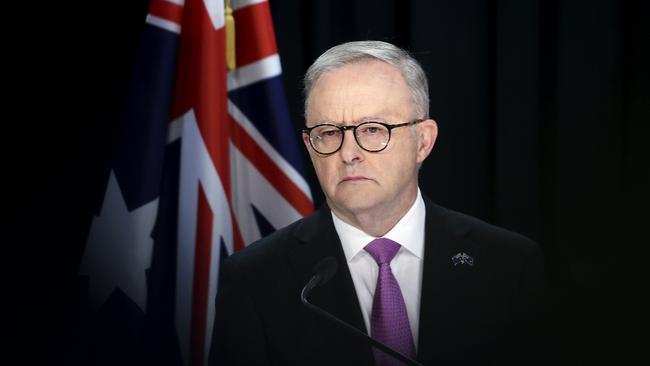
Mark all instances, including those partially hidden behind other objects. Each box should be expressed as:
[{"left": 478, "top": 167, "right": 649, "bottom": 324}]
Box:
[{"left": 301, "top": 257, "right": 424, "bottom": 366}]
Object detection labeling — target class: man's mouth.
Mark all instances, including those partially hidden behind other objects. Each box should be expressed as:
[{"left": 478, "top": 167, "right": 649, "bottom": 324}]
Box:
[{"left": 341, "top": 176, "right": 369, "bottom": 182}]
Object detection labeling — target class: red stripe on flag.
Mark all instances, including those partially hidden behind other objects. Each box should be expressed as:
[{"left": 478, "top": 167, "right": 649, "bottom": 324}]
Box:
[
  {"left": 149, "top": 0, "right": 184, "bottom": 24},
  {"left": 189, "top": 184, "right": 213, "bottom": 366},
  {"left": 230, "top": 115, "right": 314, "bottom": 217},
  {"left": 173, "top": 2, "right": 231, "bottom": 200},
  {"left": 233, "top": 2, "right": 278, "bottom": 67}
]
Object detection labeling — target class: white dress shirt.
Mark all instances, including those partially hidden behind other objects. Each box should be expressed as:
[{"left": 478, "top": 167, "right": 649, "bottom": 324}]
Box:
[{"left": 332, "top": 189, "right": 425, "bottom": 348}]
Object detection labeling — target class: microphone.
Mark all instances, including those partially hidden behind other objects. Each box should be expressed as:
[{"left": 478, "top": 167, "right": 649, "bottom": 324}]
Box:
[
  {"left": 301, "top": 256, "right": 339, "bottom": 297},
  {"left": 301, "top": 257, "right": 424, "bottom": 366}
]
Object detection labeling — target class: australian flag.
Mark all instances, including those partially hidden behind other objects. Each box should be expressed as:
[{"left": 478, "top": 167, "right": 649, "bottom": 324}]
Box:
[{"left": 77, "top": 0, "right": 313, "bottom": 365}]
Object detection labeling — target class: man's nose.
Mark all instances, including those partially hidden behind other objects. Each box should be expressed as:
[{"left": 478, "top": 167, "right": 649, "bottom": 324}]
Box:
[{"left": 339, "top": 130, "right": 363, "bottom": 164}]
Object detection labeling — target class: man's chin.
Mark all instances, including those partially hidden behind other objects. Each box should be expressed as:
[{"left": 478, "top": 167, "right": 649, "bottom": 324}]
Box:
[{"left": 328, "top": 196, "right": 378, "bottom": 216}]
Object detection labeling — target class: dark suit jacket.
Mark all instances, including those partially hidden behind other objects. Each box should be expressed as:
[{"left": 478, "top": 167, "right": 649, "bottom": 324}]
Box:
[{"left": 209, "top": 197, "right": 545, "bottom": 365}]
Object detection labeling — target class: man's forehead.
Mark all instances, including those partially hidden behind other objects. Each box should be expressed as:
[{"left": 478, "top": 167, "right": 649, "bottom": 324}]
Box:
[{"left": 306, "top": 61, "right": 413, "bottom": 124}]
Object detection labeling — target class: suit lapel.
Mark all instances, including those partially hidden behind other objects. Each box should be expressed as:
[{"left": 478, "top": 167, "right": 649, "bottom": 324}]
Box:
[
  {"left": 417, "top": 198, "right": 482, "bottom": 364},
  {"left": 287, "top": 204, "right": 374, "bottom": 364}
]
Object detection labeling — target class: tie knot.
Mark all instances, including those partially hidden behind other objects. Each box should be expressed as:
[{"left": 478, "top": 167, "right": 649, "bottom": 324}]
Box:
[{"left": 364, "top": 238, "right": 401, "bottom": 265}]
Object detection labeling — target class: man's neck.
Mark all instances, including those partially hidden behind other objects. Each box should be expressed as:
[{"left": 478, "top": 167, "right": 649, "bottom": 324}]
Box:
[{"left": 329, "top": 189, "right": 418, "bottom": 237}]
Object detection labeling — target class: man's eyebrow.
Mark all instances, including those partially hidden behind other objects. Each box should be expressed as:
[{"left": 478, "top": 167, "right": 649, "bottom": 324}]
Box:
[{"left": 357, "top": 116, "right": 387, "bottom": 123}]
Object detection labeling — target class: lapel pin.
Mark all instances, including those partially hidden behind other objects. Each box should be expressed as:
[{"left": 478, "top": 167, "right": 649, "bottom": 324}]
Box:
[{"left": 451, "top": 252, "right": 474, "bottom": 267}]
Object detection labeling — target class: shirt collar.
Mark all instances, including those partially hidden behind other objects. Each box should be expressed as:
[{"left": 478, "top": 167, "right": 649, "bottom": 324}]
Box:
[{"left": 333, "top": 189, "right": 426, "bottom": 263}]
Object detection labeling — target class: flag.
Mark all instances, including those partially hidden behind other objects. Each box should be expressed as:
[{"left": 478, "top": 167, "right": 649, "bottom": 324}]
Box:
[{"left": 78, "top": 0, "right": 313, "bottom": 365}]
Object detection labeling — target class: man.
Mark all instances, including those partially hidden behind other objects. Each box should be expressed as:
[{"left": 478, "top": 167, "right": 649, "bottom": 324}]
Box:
[{"left": 209, "top": 41, "right": 545, "bottom": 365}]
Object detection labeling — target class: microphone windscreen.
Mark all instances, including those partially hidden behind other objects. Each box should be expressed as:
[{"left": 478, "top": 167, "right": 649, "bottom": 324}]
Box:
[{"left": 313, "top": 256, "right": 338, "bottom": 285}]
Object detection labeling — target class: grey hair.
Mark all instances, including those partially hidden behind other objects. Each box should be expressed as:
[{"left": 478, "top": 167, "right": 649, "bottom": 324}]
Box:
[{"left": 304, "top": 40, "right": 429, "bottom": 119}]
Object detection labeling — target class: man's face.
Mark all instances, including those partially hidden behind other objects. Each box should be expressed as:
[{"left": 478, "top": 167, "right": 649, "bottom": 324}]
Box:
[{"left": 304, "top": 60, "right": 435, "bottom": 224}]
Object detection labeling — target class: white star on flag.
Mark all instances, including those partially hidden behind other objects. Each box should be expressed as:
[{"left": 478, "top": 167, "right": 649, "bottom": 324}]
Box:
[{"left": 80, "top": 171, "right": 158, "bottom": 311}]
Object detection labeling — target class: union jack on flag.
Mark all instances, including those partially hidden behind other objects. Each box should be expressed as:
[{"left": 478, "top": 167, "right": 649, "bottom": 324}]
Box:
[{"left": 78, "top": 0, "right": 313, "bottom": 365}]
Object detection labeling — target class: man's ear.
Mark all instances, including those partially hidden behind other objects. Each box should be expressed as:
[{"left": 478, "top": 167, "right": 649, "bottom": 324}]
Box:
[
  {"left": 416, "top": 119, "right": 438, "bottom": 163},
  {"left": 302, "top": 132, "right": 311, "bottom": 150}
]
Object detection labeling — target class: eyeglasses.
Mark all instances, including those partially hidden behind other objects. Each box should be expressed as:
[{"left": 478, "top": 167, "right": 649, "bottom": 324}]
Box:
[{"left": 302, "top": 119, "right": 425, "bottom": 155}]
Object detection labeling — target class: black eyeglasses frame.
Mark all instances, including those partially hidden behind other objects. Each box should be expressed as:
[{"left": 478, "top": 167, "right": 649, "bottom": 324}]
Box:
[{"left": 301, "top": 119, "right": 426, "bottom": 155}]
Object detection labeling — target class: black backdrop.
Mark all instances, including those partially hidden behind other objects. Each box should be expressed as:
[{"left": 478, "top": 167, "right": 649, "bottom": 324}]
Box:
[{"left": 16, "top": 0, "right": 648, "bottom": 365}]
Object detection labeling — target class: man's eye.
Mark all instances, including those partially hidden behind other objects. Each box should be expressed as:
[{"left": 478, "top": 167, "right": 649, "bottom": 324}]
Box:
[{"left": 360, "top": 125, "right": 383, "bottom": 134}]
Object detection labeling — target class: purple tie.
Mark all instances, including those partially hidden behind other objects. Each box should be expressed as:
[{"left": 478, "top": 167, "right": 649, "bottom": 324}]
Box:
[{"left": 365, "top": 238, "right": 416, "bottom": 365}]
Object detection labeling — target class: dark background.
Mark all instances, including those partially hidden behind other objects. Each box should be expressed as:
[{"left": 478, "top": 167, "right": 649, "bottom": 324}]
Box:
[{"left": 16, "top": 0, "right": 648, "bottom": 365}]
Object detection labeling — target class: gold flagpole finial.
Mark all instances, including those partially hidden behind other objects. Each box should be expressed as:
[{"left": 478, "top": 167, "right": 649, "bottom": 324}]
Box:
[{"left": 225, "top": 0, "right": 236, "bottom": 70}]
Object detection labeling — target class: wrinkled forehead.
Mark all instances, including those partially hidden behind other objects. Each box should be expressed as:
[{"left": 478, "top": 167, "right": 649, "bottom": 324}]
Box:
[{"left": 305, "top": 60, "right": 415, "bottom": 124}]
